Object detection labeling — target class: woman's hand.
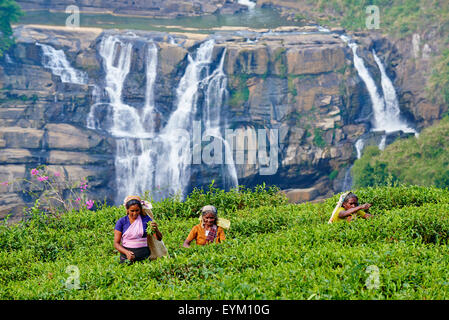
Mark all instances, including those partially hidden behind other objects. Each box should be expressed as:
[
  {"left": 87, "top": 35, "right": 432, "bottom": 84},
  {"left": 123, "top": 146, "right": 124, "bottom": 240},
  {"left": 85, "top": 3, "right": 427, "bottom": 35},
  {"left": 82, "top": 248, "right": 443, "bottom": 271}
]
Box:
[
  {"left": 150, "top": 222, "right": 159, "bottom": 232},
  {"left": 125, "top": 250, "right": 135, "bottom": 261},
  {"left": 360, "top": 203, "right": 372, "bottom": 210},
  {"left": 149, "top": 222, "right": 163, "bottom": 241}
]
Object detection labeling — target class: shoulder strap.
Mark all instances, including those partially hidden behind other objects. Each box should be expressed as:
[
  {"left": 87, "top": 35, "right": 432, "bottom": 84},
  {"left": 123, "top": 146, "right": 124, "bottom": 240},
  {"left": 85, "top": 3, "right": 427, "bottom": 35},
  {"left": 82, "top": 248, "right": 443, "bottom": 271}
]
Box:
[{"left": 328, "top": 192, "right": 349, "bottom": 224}]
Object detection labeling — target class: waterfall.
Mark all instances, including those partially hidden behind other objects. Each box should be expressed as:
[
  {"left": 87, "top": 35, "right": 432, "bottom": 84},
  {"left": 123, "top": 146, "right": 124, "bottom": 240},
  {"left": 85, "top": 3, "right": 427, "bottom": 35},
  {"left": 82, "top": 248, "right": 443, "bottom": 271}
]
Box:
[
  {"left": 142, "top": 42, "right": 158, "bottom": 132},
  {"left": 88, "top": 34, "right": 239, "bottom": 203},
  {"left": 155, "top": 39, "right": 217, "bottom": 199},
  {"left": 37, "top": 42, "right": 87, "bottom": 85},
  {"left": 202, "top": 48, "right": 239, "bottom": 190},
  {"left": 238, "top": 0, "right": 256, "bottom": 10},
  {"left": 92, "top": 35, "right": 158, "bottom": 202},
  {"left": 340, "top": 36, "right": 386, "bottom": 131},
  {"left": 98, "top": 35, "right": 148, "bottom": 138},
  {"left": 338, "top": 33, "right": 416, "bottom": 191},
  {"left": 340, "top": 36, "right": 416, "bottom": 136},
  {"left": 378, "top": 135, "right": 387, "bottom": 151},
  {"left": 372, "top": 50, "right": 415, "bottom": 134},
  {"left": 355, "top": 138, "right": 365, "bottom": 159},
  {"left": 342, "top": 165, "right": 353, "bottom": 191}
]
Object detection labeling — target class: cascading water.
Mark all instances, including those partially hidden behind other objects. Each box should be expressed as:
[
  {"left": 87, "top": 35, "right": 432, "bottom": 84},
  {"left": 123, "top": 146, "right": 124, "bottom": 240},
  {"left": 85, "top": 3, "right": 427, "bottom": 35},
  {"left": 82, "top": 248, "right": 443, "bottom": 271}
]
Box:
[
  {"left": 99, "top": 35, "right": 147, "bottom": 138},
  {"left": 340, "top": 35, "right": 386, "bottom": 132},
  {"left": 142, "top": 42, "right": 158, "bottom": 132},
  {"left": 238, "top": 0, "right": 256, "bottom": 10},
  {"left": 37, "top": 42, "right": 87, "bottom": 85},
  {"left": 372, "top": 50, "right": 415, "bottom": 134},
  {"left": 90, "top": 35, "right": 238, "bottom": 203},
  {"left": 378, "top": 135, "right": 387, "bottom": 151},
  {"left": 355, "top": 139, "right": 365, "bottom": 160},
  {"left": 337, "top": 33, "right": 415, "bottom": 191},
  {"left": 154, "top": 39, "right": 239, "bottom": 199},
  {"left": 201, "top": 48, "right": 239, "bottom": 190},
  {"left": 91, "top": 34, "right": 158, "bottom": 203},
  {"left": 154, "top": 40, "right": 217, "bottom": 199}
]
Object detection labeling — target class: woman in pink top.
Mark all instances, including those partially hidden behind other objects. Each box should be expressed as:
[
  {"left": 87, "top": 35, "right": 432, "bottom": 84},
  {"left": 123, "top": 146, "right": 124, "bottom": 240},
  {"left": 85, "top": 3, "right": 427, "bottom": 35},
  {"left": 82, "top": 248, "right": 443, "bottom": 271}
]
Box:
[{"left": 114, "top": 196, "right": 163, "bottom": 264}]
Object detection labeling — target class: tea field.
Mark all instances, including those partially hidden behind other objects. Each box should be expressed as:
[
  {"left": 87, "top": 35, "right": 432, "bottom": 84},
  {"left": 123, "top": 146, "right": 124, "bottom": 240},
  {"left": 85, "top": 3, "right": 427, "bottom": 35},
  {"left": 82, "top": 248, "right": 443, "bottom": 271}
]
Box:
[{"left": 1, "top": 185, "right": 449, "bottom": 299}]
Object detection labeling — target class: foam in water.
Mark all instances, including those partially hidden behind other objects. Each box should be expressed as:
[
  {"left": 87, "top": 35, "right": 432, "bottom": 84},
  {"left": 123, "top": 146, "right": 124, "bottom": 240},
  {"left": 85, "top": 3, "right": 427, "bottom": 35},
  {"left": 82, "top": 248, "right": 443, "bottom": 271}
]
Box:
[
  {"left": 142, "top": 42, "right": 158, "bottom": 132},
  {"left": 238, "top": 0, "right": 256, "bottom": 10},
  {"left": 37, "top": 42, "right": 87, "bottom": 85},
  {"left": 355, "top": 138, "right": 365, "bottom": 159}
]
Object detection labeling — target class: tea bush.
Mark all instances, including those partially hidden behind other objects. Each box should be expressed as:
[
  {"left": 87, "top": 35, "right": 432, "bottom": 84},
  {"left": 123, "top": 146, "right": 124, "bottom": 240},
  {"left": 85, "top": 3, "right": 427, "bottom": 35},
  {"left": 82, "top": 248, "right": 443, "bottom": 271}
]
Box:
[{"left": 1, "top": 185, "right": 449, "bottom": 299}]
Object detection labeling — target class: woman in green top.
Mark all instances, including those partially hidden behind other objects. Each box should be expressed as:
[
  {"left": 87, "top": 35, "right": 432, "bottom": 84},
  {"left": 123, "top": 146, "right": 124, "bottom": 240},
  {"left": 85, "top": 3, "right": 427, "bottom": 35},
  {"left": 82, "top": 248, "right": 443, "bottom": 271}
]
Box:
[{"left": 333, "top": 192, "right": 372, "bottom": 223}]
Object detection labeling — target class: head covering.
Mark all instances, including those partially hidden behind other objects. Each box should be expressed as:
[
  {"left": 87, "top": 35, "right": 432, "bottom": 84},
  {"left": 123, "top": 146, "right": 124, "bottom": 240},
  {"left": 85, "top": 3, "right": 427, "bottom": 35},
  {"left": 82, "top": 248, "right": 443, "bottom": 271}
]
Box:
[
  {"left": 123, "top": 195, "right": 141, "bottom": 206},
  {"left": 198, "top": 205, "right": 231, "bottom": 229},
  {"left": 201, "top": 205, "right": 217, "bottom": 214},
  {"left": 123, "top": 195, "right": 153, "bottom": 218}
]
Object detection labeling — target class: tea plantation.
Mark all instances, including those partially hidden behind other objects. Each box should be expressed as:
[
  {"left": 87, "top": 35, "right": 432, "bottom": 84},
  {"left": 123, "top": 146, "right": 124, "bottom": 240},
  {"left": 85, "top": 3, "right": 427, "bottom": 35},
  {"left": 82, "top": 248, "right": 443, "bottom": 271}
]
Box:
[{"left": 1, "top": 185, "right": 449, "bottom": 299}]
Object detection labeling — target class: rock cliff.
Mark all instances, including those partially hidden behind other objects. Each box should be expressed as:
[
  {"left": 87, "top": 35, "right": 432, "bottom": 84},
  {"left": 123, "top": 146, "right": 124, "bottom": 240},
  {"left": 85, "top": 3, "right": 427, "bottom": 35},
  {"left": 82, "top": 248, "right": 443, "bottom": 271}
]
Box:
[
  {"left": 257, "top": 0, "right": 448, "bottom": 130},
  {"left": 0, "top": 24, "right": 392, "bottom": 220}
]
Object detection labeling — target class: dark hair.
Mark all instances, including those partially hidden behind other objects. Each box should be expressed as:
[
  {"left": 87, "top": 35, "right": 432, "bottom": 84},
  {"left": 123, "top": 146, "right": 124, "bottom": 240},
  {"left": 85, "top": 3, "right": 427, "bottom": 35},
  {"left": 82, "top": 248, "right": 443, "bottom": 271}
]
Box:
[
  {"left": 125, "top": 199, "right": 143, "bottom": 211},
  {"left": 343, "top": 192, "right": 358, "bottom": 204}
]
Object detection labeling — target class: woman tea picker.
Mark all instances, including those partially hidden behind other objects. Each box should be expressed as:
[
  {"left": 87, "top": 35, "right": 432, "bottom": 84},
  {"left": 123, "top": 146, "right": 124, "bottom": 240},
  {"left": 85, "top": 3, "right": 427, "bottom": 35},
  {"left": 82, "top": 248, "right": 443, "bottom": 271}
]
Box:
[
  {"left": 114, "top": 195, "right": 163, "bottom": 263},
  {"left": 183, "top": 205, "right": 227, "bottom": 248},
  {"left": 328, "top": 192, "right": 372, "bottom": 223}
]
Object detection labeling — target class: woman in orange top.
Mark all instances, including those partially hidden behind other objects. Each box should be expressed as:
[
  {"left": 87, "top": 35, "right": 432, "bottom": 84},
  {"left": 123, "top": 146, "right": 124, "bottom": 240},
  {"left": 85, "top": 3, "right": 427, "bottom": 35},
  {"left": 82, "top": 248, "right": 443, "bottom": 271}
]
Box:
[{"left": 183, "top": 205, "right": 225, "bottom": 247}]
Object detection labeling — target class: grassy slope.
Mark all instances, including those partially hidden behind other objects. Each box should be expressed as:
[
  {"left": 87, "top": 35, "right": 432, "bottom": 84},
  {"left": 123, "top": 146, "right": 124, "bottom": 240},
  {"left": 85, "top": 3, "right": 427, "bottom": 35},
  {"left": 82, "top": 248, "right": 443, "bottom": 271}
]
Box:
[
  {"left": 352, "top": 116, "right": 449, "bottom": 188},
  {"left": 1, "top": 185, "right": 449, "bottom": 299}
]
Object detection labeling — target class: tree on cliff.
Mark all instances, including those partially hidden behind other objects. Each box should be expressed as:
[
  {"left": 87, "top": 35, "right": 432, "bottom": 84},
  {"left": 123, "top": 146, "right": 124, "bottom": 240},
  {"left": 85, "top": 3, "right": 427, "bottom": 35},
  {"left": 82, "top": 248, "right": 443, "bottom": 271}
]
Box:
[{"left": 0, "top": 0, "right": 23, "bottom": 58}]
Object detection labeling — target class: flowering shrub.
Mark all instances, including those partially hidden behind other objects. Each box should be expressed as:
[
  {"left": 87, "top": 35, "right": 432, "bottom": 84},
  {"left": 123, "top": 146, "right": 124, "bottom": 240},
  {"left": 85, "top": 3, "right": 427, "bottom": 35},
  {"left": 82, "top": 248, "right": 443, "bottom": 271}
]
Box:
[{"left": 4, "top": 165, "right": 95, "bottom": 216}]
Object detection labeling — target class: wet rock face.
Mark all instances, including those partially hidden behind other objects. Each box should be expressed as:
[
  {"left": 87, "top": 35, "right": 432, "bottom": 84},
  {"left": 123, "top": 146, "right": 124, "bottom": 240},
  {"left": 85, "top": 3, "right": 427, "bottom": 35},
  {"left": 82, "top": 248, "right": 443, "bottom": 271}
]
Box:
[
  {"left": 366, "top": 33, "right": 446, "bottom": 129},
  {"left": 0, "top": 27, "right": 116, "bottom": 220},
  {"left": 0, "top": 25, "right": 373, "bottom": 219}
]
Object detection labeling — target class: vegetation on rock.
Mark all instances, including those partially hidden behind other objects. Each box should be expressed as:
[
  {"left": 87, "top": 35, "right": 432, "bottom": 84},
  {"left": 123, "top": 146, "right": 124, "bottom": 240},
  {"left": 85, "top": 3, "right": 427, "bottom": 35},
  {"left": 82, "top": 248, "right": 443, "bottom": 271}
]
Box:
[
  {"left": 0, "top": 0, "right": 23, "bottom": 58},
  {"left": 352, "top": 116, "right": 449, "bottom": 189}
]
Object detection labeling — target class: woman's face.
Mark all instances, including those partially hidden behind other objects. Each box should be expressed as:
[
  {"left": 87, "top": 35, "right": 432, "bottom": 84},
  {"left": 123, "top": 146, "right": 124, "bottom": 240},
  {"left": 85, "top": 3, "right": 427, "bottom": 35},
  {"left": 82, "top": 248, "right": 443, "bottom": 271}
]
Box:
[
  {"left": 343, "top": 197, "right": 358, "bottom": 210},
  {"left": 203, "top": 212, "right": 216, "bottom": 227},
  {"left": 127, "top": 204, "right": 141, "bottom": 220}
]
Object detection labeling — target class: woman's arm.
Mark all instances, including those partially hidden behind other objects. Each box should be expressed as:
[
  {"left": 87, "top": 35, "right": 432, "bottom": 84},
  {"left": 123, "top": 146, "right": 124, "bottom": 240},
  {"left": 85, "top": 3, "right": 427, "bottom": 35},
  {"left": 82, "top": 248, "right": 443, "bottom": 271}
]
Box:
[
  {"left": 114, "top": 230, "right": 135, "bottom": 261},
  {"left": 217, "top": 228, "right": 225, "bottom": 243},
  {"left": 183, "top": 226, "right": 197, "bottom": 248},
  {"left": 183, "top": 239, "right": 192, "bottom": 248},
  {"left": 338, "top": 203, "right": 372, "bottom": 219}
]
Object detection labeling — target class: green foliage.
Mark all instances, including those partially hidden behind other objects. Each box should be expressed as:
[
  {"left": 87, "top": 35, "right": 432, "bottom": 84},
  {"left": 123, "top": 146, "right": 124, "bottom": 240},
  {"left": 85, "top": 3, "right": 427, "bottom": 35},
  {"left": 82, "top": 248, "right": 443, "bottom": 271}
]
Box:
[
  {"left": 313, "top": 127, "right": 326, "bottom": 148},
  {"left": 329, "top": 169, "right": 339, "bottom": 181},
  {"left": 351, "top": 146, "right": 396, "bottom": 188},
  {"left": 288, "top": 76, "right": 298, "bottom": 97},
  {"left": 2, "top": 185, "right": 449, "bottom": 299},
  {"left": 352, "top": 117, "right": 449, "bottom": 188},
  {"left": 149, "top": 182, "right": 288, "bottom": 220},
  {"left": 428, "top": 49, "right": 449, "bottom": 105},
  {"left": 228, "top": 73, "right": 250, "bottom": 108},
  {"left": 0, "top": 0, "right": 23, "bottom": 58}
]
